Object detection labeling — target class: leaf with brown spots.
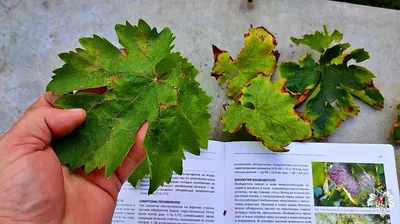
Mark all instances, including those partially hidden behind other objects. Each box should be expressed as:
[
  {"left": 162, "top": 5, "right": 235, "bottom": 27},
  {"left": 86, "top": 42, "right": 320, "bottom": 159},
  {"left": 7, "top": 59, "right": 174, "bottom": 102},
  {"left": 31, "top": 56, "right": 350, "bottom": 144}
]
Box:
[
  {"left": 211, "top": 25, "right": 278, "bottom": 99},
  {"left": 222, "top": 75, "right": 312, "bottom": 151},
  {"left": 46, "top": 20, "right": 211, "bottom": 194},
  {"left": 279, "top": 26, "right": 384, "bottom": 139}
]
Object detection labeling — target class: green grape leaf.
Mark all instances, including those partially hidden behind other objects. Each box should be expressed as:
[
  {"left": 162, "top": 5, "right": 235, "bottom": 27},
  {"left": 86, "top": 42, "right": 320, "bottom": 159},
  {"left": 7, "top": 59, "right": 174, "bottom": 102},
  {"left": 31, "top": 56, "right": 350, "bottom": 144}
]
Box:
[
  {"left": 280, "top": 27, "right": 384, "bottom": 139},
  {"left": 290, "top": 25, "right": 342, "bottom": 53},
  {"left": 222, "top": 75, "right": 312, "bottom": 151},
  {"left": 46, "top": 20, "right": 211, "bottom": 194},
  {"left": 211, "top": 25, "right": 278, "bottom": 99}
]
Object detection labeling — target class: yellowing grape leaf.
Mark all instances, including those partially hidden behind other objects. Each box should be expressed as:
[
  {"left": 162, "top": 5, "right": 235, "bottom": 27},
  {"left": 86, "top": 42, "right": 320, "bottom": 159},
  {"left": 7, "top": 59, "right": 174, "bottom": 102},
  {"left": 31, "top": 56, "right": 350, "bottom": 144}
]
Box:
[
  {"left": 222, "top": 75, "right": 312, "bottom": 151},
  {"left": 46, "top": 20, "right": 211, "bottom": 194},
  {"left": 279, "top": 27, "right": 384, "bottom": 139},
  {"left": 211, "top": 25, "right": 278, "bottom": 99}
]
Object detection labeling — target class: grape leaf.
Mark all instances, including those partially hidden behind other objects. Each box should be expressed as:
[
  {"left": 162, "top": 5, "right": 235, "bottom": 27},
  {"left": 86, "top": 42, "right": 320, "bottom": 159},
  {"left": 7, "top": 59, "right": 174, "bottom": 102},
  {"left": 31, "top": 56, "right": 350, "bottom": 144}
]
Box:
[
  {"left": 291, "top": 25, "right": 342, "bottom": 53},
  {"left": 279, "top": 26, "right": 384, "bottom": 139},
  {"left": 390, "top": 104, "right": 400, "bottom": 144},
  {"left": 222, "top": 75, "right": 312, "bottom": 151},
  {"left": 211, "top": 25, "right": 278, "bottom": 99},
  {"left": 46, "top": 20, "right": 211, "bottom": 194}
]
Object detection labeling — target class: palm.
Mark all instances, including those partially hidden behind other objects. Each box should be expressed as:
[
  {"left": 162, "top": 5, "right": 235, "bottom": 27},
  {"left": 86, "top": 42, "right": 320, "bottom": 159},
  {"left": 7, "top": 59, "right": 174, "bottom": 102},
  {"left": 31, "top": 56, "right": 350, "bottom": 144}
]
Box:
[
  {"left": 0, "top": 92, "right": 147, "bottom": 224},
  {"left": 62, "top": 162, "right": 118, "bottom": 224},
  {"left": 0, "top": 145, "right": 117, "bottom": 223}
]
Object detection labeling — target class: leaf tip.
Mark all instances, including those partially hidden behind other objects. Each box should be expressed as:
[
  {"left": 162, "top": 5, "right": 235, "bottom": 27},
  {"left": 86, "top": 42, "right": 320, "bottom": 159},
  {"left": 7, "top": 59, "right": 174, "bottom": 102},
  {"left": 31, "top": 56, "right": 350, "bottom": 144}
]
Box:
[
  {"left": 211, "top": 45, "right": 232, "bottom": 81},
  {"left": 212, "top": 45, "right": 224, "bottom": 60},
  {"left": 58, "top": 52, "right": 69, "bottom": 60},
  {"left": 290, "top": 37, "right": 299, "bottom": 45},
  {"left": 148, "top": 185, "right": 157, "bottom": 195},
  {"left": 114, "top": 23, "right": 125, "bottom": 31}
]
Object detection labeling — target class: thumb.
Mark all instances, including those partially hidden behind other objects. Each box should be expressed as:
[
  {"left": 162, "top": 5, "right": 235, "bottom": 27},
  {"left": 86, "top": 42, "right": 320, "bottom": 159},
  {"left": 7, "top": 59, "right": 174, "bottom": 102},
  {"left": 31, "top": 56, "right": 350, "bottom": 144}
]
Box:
[{"left": 4, "top": 107, "right": 86, "bottom": 150}]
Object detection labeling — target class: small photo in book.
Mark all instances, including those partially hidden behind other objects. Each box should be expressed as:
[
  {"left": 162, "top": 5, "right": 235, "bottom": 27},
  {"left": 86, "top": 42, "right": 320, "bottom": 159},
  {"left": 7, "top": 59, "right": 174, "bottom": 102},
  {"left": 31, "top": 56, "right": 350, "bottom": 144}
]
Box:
[
  {"left": 315, "top": 213, "right": 391, "bottom": 224},
  {"left": 312, "top": 162, "right": 386, "bottom": 207}
]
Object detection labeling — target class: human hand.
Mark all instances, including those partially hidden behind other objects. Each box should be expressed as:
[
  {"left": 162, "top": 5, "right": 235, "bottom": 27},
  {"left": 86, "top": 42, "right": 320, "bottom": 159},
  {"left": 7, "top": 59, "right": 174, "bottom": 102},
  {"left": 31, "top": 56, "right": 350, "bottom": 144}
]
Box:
[{"left": 0, "top": 92, "right": 148, "bottom": 224}]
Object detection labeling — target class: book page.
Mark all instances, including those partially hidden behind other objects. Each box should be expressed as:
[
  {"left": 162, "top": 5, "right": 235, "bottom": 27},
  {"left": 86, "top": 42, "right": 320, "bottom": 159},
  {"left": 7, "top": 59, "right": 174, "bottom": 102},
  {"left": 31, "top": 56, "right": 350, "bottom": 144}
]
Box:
[
  {"left": 112, "top": 140, "right": 225, "bottom": 224},
  {"left": 224, "top": 141, "right": 400, "bottom": 224}
]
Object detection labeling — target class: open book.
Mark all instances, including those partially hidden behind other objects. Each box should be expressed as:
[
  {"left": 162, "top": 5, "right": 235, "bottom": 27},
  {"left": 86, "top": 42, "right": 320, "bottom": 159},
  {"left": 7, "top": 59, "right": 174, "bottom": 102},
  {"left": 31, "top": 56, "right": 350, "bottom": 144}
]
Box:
[{"left": 112, "top": 141, "right": 400, "bottom": 223}]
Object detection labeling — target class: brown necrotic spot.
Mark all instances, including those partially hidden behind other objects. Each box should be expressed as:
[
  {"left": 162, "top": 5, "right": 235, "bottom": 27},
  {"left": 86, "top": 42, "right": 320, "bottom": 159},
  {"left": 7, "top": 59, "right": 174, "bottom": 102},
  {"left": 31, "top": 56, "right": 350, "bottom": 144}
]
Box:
[
  {"left": 255, "top": 26, "right": 277, "bottom": 45},
  {"left": 160, "top": 104, "right": 167, "bottom": 109},
  {"left": 155, "top": 72, "right": 168, "bottom": 81},
  {"left": 346, "top": 106, "right": 354, "bottom": 113}
]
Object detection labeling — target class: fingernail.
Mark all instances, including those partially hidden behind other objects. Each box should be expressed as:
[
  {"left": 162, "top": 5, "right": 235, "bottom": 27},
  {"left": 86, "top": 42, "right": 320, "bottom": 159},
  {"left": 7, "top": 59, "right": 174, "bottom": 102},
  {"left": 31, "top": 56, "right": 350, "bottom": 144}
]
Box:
[
  {"left": 66, "top": 108, "right": 86, "bottom": 114},
  {"left": 47, "top": 91, "right": 59, "bottom": 103},
  {"left": 120, "top": 48, "right": 128, "bottom": 56}
]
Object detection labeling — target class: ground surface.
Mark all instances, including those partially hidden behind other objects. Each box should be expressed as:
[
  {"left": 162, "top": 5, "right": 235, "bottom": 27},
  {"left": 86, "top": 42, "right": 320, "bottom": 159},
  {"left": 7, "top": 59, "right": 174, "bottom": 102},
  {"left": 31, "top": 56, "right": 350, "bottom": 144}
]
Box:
[{"left": 333, "top": 0, "right": 400, "bottom": 10}]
